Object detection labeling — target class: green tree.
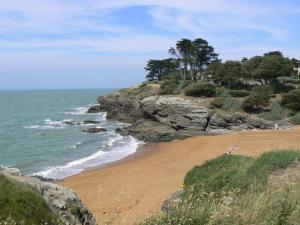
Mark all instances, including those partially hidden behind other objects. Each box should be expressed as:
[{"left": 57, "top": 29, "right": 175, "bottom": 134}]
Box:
[
  {"left": 253, "top": 53, "right": 293, "bottom": 84},
  {"left": 192, "top": 38, "right": 219, "bottom": 76},
  {"left": 176, "top": 38, "right": 195, "bottom": 80},
  {"left": 216, "top": 61, "right": 248, "bottom": 88},
  {"left": 281, "top": 89, "right": 300, "bottom": 112},
  {"left": 145, "top": 58, "right": 177, "bottom": 81}
]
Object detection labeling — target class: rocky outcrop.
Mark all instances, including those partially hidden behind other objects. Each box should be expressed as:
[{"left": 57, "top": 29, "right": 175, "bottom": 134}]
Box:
[
  {"left": 161, "top": 189, "right": 183, "bottom": 213},
  {"left": 0, "top": 167, "right": 97, "bottom": 225},
  {"left": 82, "top": 127, "right": 107, "bottom": 133},
  {"left": 89, "top": 93, "right": 275, "bottom": 142},
  {"left": 64, "top": 120, "right": 101, "bottom": 126}
]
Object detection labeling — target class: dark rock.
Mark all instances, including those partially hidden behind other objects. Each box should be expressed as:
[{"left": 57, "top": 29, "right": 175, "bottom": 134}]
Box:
[
  {"left": 83, "top": 127, "right": 107, "bottom": 133},
  {"left": 115, "top": 128, "right": 123, "bottom": 133},
  {"left": 87, "top": 105, "right": 102, "bottom": 113},
  {"left": 64, "top": 121, "right": 81, "bottom": 126},
  {"left": 82, "top": 120, "right": 101, "bottom": 125}
]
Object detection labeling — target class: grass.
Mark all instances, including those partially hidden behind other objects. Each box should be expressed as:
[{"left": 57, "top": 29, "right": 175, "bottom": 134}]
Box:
[
  {"left": 140, "top": 150, "right": 300, "bottom": 225},
  {"left": 0, "top": 174, "right": 63, "bottom": 225}
]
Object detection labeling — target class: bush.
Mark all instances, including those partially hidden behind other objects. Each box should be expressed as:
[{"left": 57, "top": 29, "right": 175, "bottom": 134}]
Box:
[
  {"left": 258, "top": 101, "right": 285, "bottom": 121},
  {"left": 290, "top": 112, "right": 300, "bottom": 125},
  {"left": 159, "top": 80, "right": 179, "bottom": 95},
  {"left": 281, "top": 89, "right": 300, "bottom": 112},
  {"left": 185, "top": 82, "right": 216, "bottom": 97},
  {"left": 210, "top": 97, "right": 224, "bottom": 108},
  {"left": 228, "top": 89, "right": 250, "bottom": 97},
  {"left": 215, "top": 87, "right": 226, "bottom": 96},
  {"left": 242, "top": 85, "right": 272, "bottom": 112}
]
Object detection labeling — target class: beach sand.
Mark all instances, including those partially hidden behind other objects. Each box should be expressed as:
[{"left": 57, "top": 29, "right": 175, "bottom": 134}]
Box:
[{"left": 60, "top": 126, "right": 300, "bottom": 225}]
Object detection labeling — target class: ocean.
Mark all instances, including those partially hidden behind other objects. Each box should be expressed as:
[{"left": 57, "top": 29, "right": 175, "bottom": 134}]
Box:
[{"left": 0, "top": 89, "right": 142, "bottom": 179}]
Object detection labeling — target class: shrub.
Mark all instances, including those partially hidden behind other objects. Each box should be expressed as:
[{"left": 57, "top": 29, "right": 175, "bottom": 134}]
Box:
[
  {"left": 210, "top": 97, "right": 224, "bottom": 108},
  {"left": 228, "top": 89, "right": 250, "bottom": 97},
  {"left": 242, "top": 85, "right": 272, "bottom": 112},
  {"left": 290, "top": 112, "right": 300, "bottom": 125},
  {"left": 258, "top": 101, "right": 285, "bottom": 121},
  {"left": 215, "top": 87, "right": 226, "bottom": 96},
  {"left": 281, "top": 89, "right": 300, "bottom": 112},
  {"left": 159, "top": 80, "right": 179, "bottom": 95},
  {"left": 185, "top": 82, "right": 216, "bottom": 97}
]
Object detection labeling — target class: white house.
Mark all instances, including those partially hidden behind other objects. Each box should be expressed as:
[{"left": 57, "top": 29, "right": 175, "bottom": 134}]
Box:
[{"left": 294, "top": 67, "right": 300, "bottom": 76}]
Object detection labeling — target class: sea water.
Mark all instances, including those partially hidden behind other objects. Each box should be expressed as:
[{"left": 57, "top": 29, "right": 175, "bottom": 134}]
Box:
[{"left": 0, "top": 89, "right": 142, "bottom": 179}]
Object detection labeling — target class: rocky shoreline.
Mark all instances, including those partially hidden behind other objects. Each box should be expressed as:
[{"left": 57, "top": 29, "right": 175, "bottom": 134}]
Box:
[{"left": 87, "top": 92, "right": 288, "bottom": 142}]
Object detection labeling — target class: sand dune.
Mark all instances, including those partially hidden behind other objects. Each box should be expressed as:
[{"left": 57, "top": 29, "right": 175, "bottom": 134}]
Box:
[{"left": 60, "top": 127, "right": 300, "bottom": 225}]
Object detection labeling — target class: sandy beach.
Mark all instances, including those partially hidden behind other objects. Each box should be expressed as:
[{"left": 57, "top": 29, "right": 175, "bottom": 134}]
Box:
[{"left": 60, "top": 127, "right": 300, "bottom": 225}]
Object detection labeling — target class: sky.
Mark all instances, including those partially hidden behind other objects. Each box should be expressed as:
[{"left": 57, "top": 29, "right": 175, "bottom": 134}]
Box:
[{"left": 0, "top": 0, "right": 300, "bottom": 90}]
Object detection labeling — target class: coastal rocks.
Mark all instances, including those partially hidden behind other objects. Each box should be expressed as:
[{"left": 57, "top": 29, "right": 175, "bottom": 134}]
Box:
[
  {"left": 0, "top": 167, "right": 97, "bottom": 225},
  {"left": 82, "top": 127, "right": 107, "bottom": 133},
  {"left": 64, "top": 120, "right": 101, "bottom": 126},
  {"left": 208, "top": 112, "right": 273, "bottom": 131},
  {"left": 96, "top": 94, "right": 143, "bottom": 123},
  {"left": 92, "top": 92, "right": 274, "bottom": 142},
  {"left": 87, "top": 105, "right": 102, "bottom": 113}
]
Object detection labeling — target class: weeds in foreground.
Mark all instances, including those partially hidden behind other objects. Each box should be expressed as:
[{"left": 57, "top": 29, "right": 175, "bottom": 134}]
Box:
[{"left": 140, "top": 150, "right": 300, "bottom": 225}]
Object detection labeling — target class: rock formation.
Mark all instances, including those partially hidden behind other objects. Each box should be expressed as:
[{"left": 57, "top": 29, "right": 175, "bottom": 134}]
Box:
[{"left": 88, "top": 93, "right": 275, "bottom": 142}]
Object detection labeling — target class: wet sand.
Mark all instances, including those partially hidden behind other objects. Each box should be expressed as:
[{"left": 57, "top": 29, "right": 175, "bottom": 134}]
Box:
[{"left": 60, "top": 127, "right": 300, "bottom": 225}]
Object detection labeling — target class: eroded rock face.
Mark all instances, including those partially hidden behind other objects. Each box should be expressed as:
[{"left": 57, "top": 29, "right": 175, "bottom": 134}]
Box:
[
  {"left": 0, "top": 167, "right": 97, "bottom": 225},
  {"left": 89, "top": 93, "right": 274, "bottom": 142}
]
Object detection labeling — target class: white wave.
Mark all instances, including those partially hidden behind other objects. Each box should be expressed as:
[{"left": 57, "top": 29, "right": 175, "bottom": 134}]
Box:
[
  {"left": 24, "top": 119, "right": 71, "bottom": 130},
  {"left": 24, "top": 125, "right": 63, "bottom": 130},
  {"left": 65, "top": 106, "right": 88, "bottom": 115},
  {"left": 106, "top": 134, "right": 124, "bottom": 147},
  {"left": 70, "top": 142, "right": 82, "bottom": 149},
  {"left": 33, "top": 136, "right": 143, "bottom": 179}
]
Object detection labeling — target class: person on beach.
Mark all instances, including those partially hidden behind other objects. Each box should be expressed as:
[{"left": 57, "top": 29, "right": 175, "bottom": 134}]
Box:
[
  {"left": 225, "top": 145, "right": 239, "bottom": 154},
  {"left": 275, "top": 123, "right": 279, "bottom": 131}
]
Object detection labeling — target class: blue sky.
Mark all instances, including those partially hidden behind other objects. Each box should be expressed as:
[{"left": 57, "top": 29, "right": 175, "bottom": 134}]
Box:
[{"left": 0, "top": 0, "right": 300, "bottom": 90}]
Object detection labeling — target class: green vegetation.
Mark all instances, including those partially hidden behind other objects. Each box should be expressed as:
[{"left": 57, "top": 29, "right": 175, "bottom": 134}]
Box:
[
  {"left": 258, "top": 101, "right": 285, "bottom": 121},
  {"left": 143, "top": 37, "right": 300, "bottom": 122},
  {"left": 281, "top": 89, "right": 300, "bottom": 112},
  {"left": 141, "top": 150, "right": 300, "bottom": 225},
  {"left": 0, "top": 174, "right": 63, "bottom": 225},
  {"left": 185, "top": 82, "right": 216, "bottom": 97},
  {"left": 242, "top": 86, "right": 272, "bottom": 112},
  {"left": 290, "top": 113, "right": 300, "bottom": 125}
]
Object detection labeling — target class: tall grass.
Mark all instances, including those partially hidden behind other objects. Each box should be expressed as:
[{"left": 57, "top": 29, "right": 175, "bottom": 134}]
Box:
[
  {"left": 140, "top": 150, "right": 300, "bottom": 225},
  {"left": 0, "top": 174, "right": 63, "bottom": 225}
]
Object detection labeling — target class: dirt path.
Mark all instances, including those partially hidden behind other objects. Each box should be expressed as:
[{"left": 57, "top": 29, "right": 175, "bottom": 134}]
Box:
[{"left": 60, "top": 127, "right": 300, "bottom": 225}]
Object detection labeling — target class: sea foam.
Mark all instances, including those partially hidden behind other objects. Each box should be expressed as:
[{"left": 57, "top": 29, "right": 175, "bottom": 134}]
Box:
[{"left": 33, "top": 135, "right": 143, "bottom": 179}]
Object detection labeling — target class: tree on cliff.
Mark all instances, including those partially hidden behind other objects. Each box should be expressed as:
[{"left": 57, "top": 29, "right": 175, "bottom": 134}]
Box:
[
  {"left": 252, "top": 53, "right": 294, "bottom": 84},
  {"left": 145, "top": 58, "right": 178, "bottom": 81},
  {"left": 168, "top": 38, "right": 218, "bottom": 81}
]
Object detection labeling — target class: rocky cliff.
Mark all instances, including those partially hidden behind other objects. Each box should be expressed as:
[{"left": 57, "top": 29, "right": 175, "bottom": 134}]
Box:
[
  {"left": 0, "top": 167, "right": 97, "bottom": 225},
  {"left": 88, "top": 92, "right": 276, "bottom": 142}
]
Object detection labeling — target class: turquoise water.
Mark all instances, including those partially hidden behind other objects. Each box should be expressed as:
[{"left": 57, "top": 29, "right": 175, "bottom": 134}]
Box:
[{"left": 0, "top": 89, "right": 141, "bottom": 179}]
